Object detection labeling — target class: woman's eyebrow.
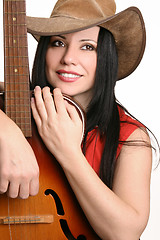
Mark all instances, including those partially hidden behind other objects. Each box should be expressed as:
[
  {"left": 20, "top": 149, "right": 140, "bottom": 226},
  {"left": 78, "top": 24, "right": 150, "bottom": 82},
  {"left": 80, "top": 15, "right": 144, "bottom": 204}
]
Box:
[
  {"left": 54, "top": 36, "right": 97, "bottom": 43},
  {"left": 80, "top": 39, "right": 97, "bottom": 43},
  {"left": 55, "top": 35, "right": 66, "bottom": 39}
]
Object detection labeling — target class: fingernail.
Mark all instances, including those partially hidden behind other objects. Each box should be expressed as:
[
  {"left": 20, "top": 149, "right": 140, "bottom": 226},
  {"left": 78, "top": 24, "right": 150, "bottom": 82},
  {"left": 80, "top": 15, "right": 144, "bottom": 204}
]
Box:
[{"left": 31, "top": 97, "right": 35, "bottom": 103}]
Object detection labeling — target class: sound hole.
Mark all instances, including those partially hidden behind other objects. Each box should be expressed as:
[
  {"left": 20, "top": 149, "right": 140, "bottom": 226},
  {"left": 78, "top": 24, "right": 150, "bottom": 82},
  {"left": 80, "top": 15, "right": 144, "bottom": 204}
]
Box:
[
  {"left": 45, "top": 189, "right": 87, "bottom": 240},
  {"left": 60, "top": 219, "right": 86, "bottom": 240},
  {"left": 45, "top": 189, "right": 64, "bottom": 215}
]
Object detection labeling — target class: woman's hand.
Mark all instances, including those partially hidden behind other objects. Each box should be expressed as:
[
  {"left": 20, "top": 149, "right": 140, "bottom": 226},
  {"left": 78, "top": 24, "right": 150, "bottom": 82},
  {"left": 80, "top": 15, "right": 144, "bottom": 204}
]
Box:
[
  {"left": 0, "top": 110, "right": 39, "bottom": 199},
  {"left": 31, "top": 86, "right": 83, "bottom": 168}
]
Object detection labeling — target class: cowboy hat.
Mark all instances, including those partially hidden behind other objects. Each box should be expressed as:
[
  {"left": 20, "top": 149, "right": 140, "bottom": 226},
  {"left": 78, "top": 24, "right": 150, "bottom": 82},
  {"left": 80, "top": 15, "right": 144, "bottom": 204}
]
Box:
[{"left": 26, "top": 0, "right": 146, "bottom": 80}]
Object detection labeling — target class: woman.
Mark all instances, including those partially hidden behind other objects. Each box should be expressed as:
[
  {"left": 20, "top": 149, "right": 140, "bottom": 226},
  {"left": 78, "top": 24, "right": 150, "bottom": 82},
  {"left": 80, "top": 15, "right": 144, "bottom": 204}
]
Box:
[{"left": 0, "top": 0, "right": 154, "bottom": 239}]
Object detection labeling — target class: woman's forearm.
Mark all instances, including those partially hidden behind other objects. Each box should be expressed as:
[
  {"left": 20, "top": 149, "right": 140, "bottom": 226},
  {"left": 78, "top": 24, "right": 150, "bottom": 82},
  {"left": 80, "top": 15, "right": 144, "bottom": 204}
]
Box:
[
  {"left": 0, "top": 110, "right": 39, "bottom": 198},
  {"left": 61, "top": 150, "right": 146, "bottom": 240}
]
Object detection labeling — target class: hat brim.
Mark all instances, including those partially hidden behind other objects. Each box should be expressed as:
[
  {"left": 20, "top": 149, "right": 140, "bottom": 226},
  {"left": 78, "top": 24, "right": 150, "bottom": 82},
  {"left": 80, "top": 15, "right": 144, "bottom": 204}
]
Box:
[{"left": 26, "top": 7, "right": 146, "bottom": 80}]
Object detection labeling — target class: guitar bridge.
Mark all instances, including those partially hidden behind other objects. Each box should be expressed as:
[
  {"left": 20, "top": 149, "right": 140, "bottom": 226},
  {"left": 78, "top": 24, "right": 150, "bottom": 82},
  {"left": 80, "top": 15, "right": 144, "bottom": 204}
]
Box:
[{"left": 0, "top": 215, "right": 54, "bottom": 225}]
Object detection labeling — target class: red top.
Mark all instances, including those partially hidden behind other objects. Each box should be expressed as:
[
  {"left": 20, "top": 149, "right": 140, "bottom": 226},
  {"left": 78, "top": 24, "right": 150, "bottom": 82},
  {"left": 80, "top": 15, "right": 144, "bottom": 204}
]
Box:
[{"left": 84, "top": 106, "right": 143, "bottom": 175}]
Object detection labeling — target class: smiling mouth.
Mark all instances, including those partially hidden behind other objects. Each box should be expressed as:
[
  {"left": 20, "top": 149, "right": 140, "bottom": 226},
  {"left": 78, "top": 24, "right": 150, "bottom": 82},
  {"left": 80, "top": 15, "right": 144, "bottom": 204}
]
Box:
[
  {"left": 57, "top": 71, "right": 82, "bottom": 82},
  {"left": 59, "top": 72, "right": 81, "bottom": 78}
]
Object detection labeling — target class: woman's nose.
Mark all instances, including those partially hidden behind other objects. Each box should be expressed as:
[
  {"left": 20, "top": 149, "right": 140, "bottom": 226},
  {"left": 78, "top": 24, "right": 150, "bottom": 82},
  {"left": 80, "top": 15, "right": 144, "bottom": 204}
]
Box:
[{"left": 60, "top": 45, "right": 78, "bottom": 66}]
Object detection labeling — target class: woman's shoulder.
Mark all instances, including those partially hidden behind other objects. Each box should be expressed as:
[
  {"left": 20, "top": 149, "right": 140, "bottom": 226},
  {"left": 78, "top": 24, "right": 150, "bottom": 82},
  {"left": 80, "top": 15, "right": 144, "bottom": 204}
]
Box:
[
  {"left": 116, "top": 105, "right": 148, "bottom": 159},
  {"left": 118, "top": 105, "right": 144, "bottom": 141}
]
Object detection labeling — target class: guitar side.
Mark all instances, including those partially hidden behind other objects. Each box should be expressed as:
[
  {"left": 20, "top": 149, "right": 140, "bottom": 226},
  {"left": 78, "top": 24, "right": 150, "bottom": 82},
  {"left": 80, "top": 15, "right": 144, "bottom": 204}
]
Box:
[
  {"left": 1, "top": 0, "right": 101, "bottom": 238},
  {"left": 0, "top": 119, "right": 100, "bottom": 240}
]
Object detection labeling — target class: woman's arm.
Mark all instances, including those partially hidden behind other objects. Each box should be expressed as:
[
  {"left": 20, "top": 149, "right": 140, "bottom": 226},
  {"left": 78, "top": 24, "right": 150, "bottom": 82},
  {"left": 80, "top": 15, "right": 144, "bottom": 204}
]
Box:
[
  {"left": 0, "top": 85, "right": 39, "bottom": 199},
  {"left": 62, "top": 129, "right": 151, "bottom": 240},
  {"left": 32, "top": 86, "right": 152, "bottom": 240}
]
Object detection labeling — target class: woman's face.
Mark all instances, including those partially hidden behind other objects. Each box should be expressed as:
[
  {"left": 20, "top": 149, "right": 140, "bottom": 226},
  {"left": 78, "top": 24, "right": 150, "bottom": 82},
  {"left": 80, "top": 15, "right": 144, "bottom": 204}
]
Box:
[{"left": 45, "top": 26, "right": 100, "bottom": 107}]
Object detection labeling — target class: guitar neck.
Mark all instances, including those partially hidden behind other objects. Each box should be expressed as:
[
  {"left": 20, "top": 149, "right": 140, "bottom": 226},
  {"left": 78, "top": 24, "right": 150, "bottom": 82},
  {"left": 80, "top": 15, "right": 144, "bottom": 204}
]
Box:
[{"left": 3, "top": 0, "right": 32, "bottom": 137}]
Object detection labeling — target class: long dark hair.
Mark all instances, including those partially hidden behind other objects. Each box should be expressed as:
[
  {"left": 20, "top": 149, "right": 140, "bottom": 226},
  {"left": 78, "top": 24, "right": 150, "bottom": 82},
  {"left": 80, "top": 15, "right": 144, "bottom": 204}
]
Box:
[
  {"left": 31, "top": 27, "right": 156, "bottom": 189},
  {"left": 83, "top": 27, "right": 120, "bottom": 188}
]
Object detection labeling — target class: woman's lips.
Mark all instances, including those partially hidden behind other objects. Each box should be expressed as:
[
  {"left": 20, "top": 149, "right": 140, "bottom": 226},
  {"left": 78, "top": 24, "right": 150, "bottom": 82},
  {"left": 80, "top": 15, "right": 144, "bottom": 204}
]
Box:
[{"left": 56, "top": 70, "right": 82, "bottom": 82}]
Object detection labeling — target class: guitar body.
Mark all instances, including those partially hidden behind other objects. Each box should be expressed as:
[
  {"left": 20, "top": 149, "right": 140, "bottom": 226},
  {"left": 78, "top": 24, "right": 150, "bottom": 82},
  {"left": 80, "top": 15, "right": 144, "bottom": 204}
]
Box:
[
  {"left": 0, "top": 122, "right": 100, "bottom": 240},
  {"left": 1, "top": 0, "right": 100, "bottom": 239}
]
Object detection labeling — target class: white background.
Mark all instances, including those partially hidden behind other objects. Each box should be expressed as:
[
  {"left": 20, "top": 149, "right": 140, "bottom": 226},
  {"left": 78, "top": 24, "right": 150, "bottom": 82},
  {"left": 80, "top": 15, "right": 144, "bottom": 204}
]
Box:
[{"left": 0, "top": 0, "right": 160, "bottom": 239}]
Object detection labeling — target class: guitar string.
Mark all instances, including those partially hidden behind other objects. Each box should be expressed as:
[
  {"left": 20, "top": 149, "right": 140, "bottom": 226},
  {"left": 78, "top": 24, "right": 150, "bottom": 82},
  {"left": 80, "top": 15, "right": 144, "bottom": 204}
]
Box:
[
  {"left": 8, "top": 197, "right": 13, "bottom": 240},
  {"left": 15, "top": 1, "right": 33, "bottom": 238},
  {"left": 23, "top": 0, "right": 28, "bottom": 139},
  {"left": 12, "top": 1, "right": 19, "bottom": 238},
  {"left": 6, "top": 1, "right": 13, "bottom": 239},
  {"left": 21, "top": 0, "right": 33, "bottom": 238},
  {"left": 22, "top": 0, "right": 33, "bottom": 237},
  {"left": 16, "top": 1, "right": 28, "bottom": 239},
  {"left": 11, "top": 1, "right": 23, "bottom": 239}
]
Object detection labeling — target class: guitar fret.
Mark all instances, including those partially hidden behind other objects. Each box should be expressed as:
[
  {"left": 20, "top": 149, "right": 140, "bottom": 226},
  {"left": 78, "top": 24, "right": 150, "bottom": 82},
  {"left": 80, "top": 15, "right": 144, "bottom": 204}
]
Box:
[
  {"left": 5, "top": 54, "right": 28, "bottom": 59},
  {"left": 5, "top": 46, "right": 28, "bottom": 48},
  {"left": 5, "top": 96, "right": 30, "bottom": 99},
  {"left": 6, "top": 82, "right": 29, "bottom": 84},
  {"left": 5, "top": 56, "right": 28, "bottom": 58},
  {"left": 5, "top": 65, "right": 29, "bottom": 67},
  {"left": 5, "top": 74, "right": 29, "bottom": 76},
  {"left": 5, "top": 100, "right": 30, "bottom": 103},
  {"left": 6, "top": 112, "right": 31, "bottom": 115},
  {"left": 5, "top": 115, "right": 31, "bottom": 118},
  {"left": 5, "top": 93, "right": 30, "bottom": 97},
  {"left": 6, "top": 114, "right": 31, "bottom": 119},
  {"left": 5, "top": 116, "right": 31, "bottom": 119},
  {"left": 6, "top": 111, "right": 31, "bottom": 115},
  {"left": 4, "top": 28, "right": 27, "bottom": 35},
  {"left": 7, "top": 90, "right": 30, "bottom": 91},
  {"left": 5, "top": 81, "right": 30, "bottom": 86},
  {"left": 5, "top": 99, "right": 30, "bottom": 101},
  {"left": 5, "top": 96, "right": 30, "bottom": 98},
  {"left": 5, "top": 116, "right": 31, "bottom": 121},
  {"left": 6, "top": 110, "right": 31, "bottom": 114},
  {"left": 5, "top": 74, "right": 29, "bottom": 78},
  {"left": 6, "top": 117, "right": 31, "bottom": 121},
  {"left": 5, "top": 23, "right": 26, "bottom": 26},
  {"left": 6, "top": 103, "right": 30, "bottom": 107},
  {"left": 6, "top": 102, "right": 30, "bottom": 105},
  {"left": 4, "top": 35, "right": 26, "bottom": 37},
  {"left": 5, "top": 72, "right": 29, "bottom": 76},
  {"left": 4, "top": 12, "right": 25, "bottom": 15},
  {"left": 6, "top": 111, "right": 30, "bottom": 113},
  {"left": 6, "top": 105, "right": 30, "bottom": 108},
  {"left": 5, "top": 68, "right": 29, "bottom": 71},
  {"left": 4, "top": 12, "right": 26, "bottom": 18},
  {"left": 5, "top": 0, "right": 25, "bottom": 2}
]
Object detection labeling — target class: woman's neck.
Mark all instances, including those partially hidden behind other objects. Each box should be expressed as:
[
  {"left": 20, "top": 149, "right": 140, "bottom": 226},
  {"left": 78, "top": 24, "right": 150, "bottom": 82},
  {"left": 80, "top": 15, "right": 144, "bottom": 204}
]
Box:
[{"left": 72, "top": 89, "right": 93, "bottom": 112}]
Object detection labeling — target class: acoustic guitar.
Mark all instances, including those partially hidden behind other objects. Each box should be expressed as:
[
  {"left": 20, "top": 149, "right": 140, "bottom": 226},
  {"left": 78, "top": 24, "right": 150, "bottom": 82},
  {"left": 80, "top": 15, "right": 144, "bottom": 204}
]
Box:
[{"left": 0, "top": 0, "right": 101, "bottom": 239}]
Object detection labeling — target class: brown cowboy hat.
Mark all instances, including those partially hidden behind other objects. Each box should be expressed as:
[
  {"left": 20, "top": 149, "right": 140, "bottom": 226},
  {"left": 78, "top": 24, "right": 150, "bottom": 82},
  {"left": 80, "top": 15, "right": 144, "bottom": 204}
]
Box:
[{"left": 26, "top": 0, "right": 146, "bottom": 80}]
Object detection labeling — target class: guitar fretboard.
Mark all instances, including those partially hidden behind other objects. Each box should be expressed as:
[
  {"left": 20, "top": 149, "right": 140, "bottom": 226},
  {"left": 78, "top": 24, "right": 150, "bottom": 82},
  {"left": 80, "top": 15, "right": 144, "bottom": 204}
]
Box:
[{"left": 3, "top": 0, "right": 32, "bottom": 137}]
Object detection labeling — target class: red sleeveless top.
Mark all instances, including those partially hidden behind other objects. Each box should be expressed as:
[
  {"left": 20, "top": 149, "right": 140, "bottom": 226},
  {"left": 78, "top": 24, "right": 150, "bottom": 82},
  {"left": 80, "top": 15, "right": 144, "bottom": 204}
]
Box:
[{"left": 84, "top": 106, "right": 143, "bottom": 175}]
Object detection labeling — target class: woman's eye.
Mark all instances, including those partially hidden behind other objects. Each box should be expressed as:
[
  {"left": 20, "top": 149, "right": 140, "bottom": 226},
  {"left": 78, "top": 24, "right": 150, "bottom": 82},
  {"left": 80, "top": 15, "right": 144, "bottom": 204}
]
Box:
[
  {"left": 50, "top": 40, "right": 65, "bottom": 47},
  {"left": 81, "top": 44, "right": 96, "bottom": 51}
]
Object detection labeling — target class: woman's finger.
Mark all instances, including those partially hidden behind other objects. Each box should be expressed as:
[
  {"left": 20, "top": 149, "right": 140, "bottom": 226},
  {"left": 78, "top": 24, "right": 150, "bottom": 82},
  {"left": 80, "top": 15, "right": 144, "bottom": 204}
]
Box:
[
  {"left": 33, "top": 86, "right": 47, "bottom": 121},
  {"left": 31, "top": 97, "right": 42, "bottom": 127},
  {"left": 53, "top": 88, "right": 68, "bottom": 116},
  {"left": 7, "top": 181, "right": 20, "bottom": 199},
  {"left": 0, "top": 178, "right": 9, "bottom": 194},
  {"left": 19, "top": 181, "right": 30, "bottom": 199},
  {"left": 65, "top": 100, "right": 82, "bottom": 123},
  {"left": 29, "top": 176, "right": 39, "bottom": 197},
  {"left": 42, "top": 87, "right": 56, "bottom": 117}
]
